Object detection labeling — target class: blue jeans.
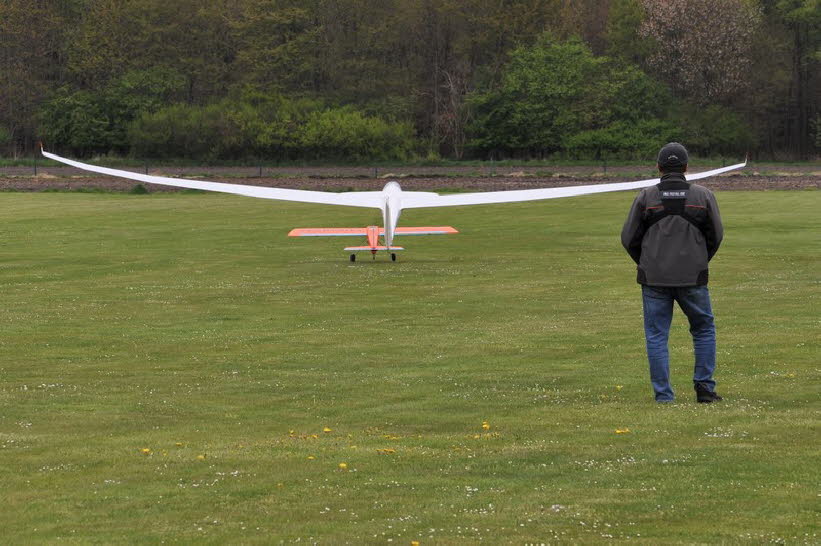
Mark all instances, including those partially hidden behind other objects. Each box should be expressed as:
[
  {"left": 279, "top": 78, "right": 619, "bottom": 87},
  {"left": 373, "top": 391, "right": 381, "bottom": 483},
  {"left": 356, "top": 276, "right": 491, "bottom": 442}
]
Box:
[{"left": 641, "top": 285, "right": 717, "bottom": 402}]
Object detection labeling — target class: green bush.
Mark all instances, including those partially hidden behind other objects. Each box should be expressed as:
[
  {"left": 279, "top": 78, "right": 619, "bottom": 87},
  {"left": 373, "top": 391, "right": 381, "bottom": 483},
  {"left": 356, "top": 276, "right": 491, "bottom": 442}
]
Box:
[
  {"left": 38, "top": 89, "right": 113, "bottom": 156},
  {"left": 0, "top": 125, "right": 10, "bottom": 144},
  {"left": 128, "top": 96, "right": 416, "bottom": 161},
  {"left": 128, "top": 102, "right": 247, "bottom": 160},
  {"left": 0, "top": 126, "right": 11, "bottom": 153},
  {"left": 467, "top": 34, "right": 677, "bottom": 159},
  {"left": 103, "top": 68, "right": 188, "bottom": 151},
  {"left": 678, "top": 105, "right": 754, "bottom": 157},
  {"left": 468, "top": 36, "right": 603, "bottom": 157},
  {"left": 300, "top": 107, "right": 415, "bottom": 161},
  {"left": 38, "top": 68, "right": 187, "bottom": 156},
  {"left": 563, "top": 120, "right": 681, "bottom": 159},
  {"left": 244, "top": 90, "right": 323, "bottom": 160}
]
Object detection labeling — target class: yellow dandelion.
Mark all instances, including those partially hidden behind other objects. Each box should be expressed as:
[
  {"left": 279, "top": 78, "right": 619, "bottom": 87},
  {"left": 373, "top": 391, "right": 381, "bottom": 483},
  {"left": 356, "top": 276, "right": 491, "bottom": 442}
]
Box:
[
  {"left": 175, "top": 442, "right": 183, "bottom": 447},
  {"left": 289, "top": 430, "right": 295, "bottom": 435},
  {"left": 196, "top": 454, "right": 206, "bottom": 460},
  {"left": 140, "top": 448, "right": 151, "bottom": 455},
  {"left": 323, "top": 427, "right": 333, "bottom": 433},
  {"left": 307, "top": 455, "right": 315, "bottom": 460},
  {"left": 473, "top": 434, "right": 480, "bottom": 439},
  {"left": 338, "top": 462, "right": 348, "bottom": 471},
  {"left": 412, "top": 542, "right": 421, "bottom": 546},
  {"left": 616, "top": 385, "right": 623, "bottom": 391},
  {"left": 615, "top": 428, "right": 630, "bottom": 434},
  {"left": 482, "top": 421, "right": 490, "bottom": 430}
]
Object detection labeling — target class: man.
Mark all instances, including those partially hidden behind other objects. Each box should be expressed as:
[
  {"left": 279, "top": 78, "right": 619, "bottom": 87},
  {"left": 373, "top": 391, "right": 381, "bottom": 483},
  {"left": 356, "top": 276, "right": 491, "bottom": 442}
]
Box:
[{"left": 621, "top": 142, "right": 724, "bottom": 403}]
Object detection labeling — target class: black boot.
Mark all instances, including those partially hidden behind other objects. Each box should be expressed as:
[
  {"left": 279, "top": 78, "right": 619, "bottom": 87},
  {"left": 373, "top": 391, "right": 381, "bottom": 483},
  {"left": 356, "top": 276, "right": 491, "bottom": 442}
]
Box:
[{"left": 695, "top": 384, "right": 723, "bottom": 403}]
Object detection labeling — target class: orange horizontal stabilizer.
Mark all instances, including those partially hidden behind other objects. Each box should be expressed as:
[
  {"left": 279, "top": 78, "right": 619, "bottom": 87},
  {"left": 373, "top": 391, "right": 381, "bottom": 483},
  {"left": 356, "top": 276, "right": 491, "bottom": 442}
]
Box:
[
  {"left": 394, "top": 226, "right": 458, "bottom": 235},
  {"left": 289, "top": 228, "right": 368, "bottom": 237},
  {"left": 344, "top": 246, "right": 404, "bottom": 251}
]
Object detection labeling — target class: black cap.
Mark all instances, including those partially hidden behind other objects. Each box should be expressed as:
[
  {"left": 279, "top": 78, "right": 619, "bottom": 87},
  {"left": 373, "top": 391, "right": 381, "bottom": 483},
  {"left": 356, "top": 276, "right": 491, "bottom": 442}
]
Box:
[{"left": 657, "top": 142, "right": 688, "bottom": 171}]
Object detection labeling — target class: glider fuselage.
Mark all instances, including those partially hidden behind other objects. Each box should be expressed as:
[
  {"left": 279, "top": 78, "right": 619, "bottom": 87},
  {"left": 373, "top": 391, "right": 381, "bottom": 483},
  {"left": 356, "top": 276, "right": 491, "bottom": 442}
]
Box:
[{"left": 380, "top": 181, "right": 403, "bottom": 248}]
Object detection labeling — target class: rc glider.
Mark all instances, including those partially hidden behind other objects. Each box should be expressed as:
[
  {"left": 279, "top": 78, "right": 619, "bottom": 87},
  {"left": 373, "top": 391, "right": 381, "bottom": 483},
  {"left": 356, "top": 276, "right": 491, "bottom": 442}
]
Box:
[{"left": 41, "top": 147, "right": 746, "bottom": 261}]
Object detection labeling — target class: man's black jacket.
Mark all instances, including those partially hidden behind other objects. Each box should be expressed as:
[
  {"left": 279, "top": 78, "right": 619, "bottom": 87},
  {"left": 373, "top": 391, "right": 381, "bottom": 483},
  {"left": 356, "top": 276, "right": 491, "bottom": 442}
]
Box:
[{"left": 621, "top": 172, "right": 723, "bottom": 287}]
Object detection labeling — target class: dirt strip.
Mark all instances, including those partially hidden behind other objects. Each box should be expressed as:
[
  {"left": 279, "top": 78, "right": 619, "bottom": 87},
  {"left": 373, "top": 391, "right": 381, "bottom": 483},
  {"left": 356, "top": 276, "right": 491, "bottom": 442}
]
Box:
[
  {"left": 1, "top": 163, "right": 818, "bottom": 179},
  {"left": 0, "top": 173, "right": 817, "bottom": 193}
]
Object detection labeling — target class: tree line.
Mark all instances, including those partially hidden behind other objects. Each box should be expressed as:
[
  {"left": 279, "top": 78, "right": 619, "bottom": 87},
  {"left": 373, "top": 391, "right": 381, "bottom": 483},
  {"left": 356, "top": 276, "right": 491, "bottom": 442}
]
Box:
[{"left": 1, "top": 0, "right": 818, "bottom": 161}]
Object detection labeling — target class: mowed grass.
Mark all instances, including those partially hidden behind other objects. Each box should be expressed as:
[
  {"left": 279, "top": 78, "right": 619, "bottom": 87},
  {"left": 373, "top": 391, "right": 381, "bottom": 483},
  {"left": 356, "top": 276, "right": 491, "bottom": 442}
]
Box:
[{"left": 0, "top": 189, "right": 818, "bottom": 544}]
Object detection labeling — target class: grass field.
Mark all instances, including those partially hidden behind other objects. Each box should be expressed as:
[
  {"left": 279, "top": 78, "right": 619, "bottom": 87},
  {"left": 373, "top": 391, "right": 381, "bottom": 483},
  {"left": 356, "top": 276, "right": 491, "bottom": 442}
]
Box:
[{"left": 1, "top": 189, "right": 818, "bottom": 543}]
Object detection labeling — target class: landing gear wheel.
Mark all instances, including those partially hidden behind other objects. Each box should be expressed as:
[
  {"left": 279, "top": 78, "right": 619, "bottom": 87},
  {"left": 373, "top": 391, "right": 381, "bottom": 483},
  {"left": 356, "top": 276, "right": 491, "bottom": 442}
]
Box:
[
  {"left": 349, "top": 253, "right": 356, "bottom": 262},
  {"left": 391, "top": 253, "right": 397, "bottom": 262}
]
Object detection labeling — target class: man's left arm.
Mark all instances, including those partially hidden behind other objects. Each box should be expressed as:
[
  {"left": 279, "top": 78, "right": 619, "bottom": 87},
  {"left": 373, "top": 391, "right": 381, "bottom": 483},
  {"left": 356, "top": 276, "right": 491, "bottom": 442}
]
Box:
[{"left": 704, "top": 191, "right": 724, "bottom": 260}]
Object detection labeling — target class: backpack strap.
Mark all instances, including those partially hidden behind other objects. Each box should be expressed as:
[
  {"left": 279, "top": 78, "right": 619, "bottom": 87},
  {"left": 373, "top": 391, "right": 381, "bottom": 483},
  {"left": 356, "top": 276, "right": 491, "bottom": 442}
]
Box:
[{"left": 644, "top": 183, "right": 707, "bottom": 235}]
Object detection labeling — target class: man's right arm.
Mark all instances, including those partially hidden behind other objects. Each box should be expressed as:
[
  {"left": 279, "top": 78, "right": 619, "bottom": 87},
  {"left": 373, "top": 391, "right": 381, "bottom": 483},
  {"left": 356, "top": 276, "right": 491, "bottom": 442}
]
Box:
[{"left": 621, "top": 191, "right": 646, "bottom": 264}]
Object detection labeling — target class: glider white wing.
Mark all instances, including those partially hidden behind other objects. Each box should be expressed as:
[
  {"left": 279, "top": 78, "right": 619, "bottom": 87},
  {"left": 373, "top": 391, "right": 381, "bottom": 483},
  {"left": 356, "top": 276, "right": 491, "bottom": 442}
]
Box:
[
  {"left": 400, "top": 161, "right": 747, "bottom": 209},
  {"left": 42, "top": 148, "right": 745, "bottom": 210},
  {"left": 41, "top": 149, "right": 384, "bottom": 209}
]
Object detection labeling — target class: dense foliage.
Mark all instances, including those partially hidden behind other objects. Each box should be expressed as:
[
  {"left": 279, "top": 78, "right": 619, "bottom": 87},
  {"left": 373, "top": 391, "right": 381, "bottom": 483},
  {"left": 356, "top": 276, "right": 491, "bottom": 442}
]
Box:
[
  {"left": 1, "top": 0, "right": 818, "bottom": 160},
  {"left": 468, "top": 36, "right": 679, "bottom": 159},
  {"left": 126, "top": 95, "right": 416, "bottom": 161}
]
